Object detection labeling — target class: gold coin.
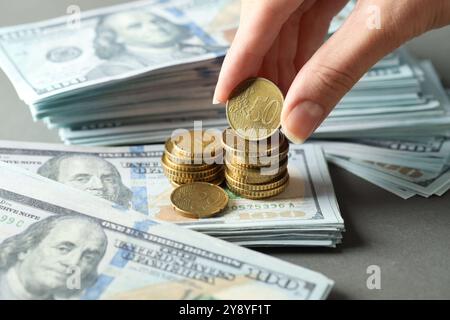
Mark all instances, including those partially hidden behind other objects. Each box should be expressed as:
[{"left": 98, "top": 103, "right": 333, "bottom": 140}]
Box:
[
  {"left": 164, "top": 138, "right": 220, "bottom": 165},
  {"left": 170, "top": 182, "right": 229, "bottom": 218},
  {"left": 161, "top": 153, "right": 216, "bottom": 172},
  {"left": 163, "top": 166, "right": 224, "bottom": 181},
  {"left": 225, "top": 167, "right": 288, "bottom": 184},
  {"left": 226, "top": 78, "right": 284, "bottom": 141},
  {"left": 221, "top": 128, "right": 285, "bottom": 155},
  {"left": 170, "top": 175, "right": 225, "bottom": 188},
  {"left": 224, "top": 147, "right": 289, "bottom": 167},
  {"left": 226, "top": 179, "right": 289, "bottom": 200},
  {"left": 172, "top": 129, "right": 223, "bottom": 159},
  {"left": 225, "top": 170, "right": 289, "bottom": 191},
  {"left": 167, "top": 171, "right": 224, "bottom": 184},
  {"left": 225, "top": 157, "right": 288, "bottom": 178}
]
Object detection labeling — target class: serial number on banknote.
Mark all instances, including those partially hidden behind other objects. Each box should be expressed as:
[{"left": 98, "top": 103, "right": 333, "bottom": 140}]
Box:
[{"left": 229, "top": 202, "right": 297, "bottom": 211}]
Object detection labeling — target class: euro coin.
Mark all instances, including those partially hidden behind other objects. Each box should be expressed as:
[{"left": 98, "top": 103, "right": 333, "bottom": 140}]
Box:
[
  {"left": 172, "top": 129, "right": 222, "bottom": 159},
  {"left": 161, "top": 153, "right": 215, "bottom": 172},
  {"left": 170, "top": 176, "right": 225, "bottom": 188},
  {"left": 226, "top": 179, "right": 289, "bottom": 200},
  {"left": 226, "top": 78, "right": 284, "bottom": 141},
  {"left": 164, "top": 138, "right": 220, "bottom": 165},
  {"left": 225, "top": 167, "right": 288, "bottom": 184},
  {"left": 221, "top": 127, "right": 286, "bottom": 155},
  {"left": 162, "top": 159, "right": 222, "bottom": 178},
  {"left": 170, "top": 182, "right": 229, "bottom": 218},
  {"left": 163, "top": 167, "right": 224, "bottom": 183},
  {"left": 225, "top": 157, "right": 288, "bottom": 178},
  {"left": 225, "top": 170, "right": 289, "bottom": 191}
]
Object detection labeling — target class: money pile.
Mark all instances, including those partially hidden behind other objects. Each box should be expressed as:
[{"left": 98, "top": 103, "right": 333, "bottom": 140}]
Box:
[
  {"left": 314, "top": 50, "right": 450, "bottom": 139},
  {"left": 0, "top": 162, "right": 334, "bottom": 300},
  {"left": 318, "top": 135, "right": 450, "bottom": 199},
  {"left": 223, "top": 128, "right": 290, "bottom": 199},
  {"left": 162, "top": 129, "right": 224, "bottom": 186},
  {"left": 311, "top": 51, "right": 450, "bottom": 199},
  {"left": 223, "top": 77, "right": 289, "bottom": 199},
  {"left": 0, "top": 0, "right": 354, "bottom": 145},
  {"left": 0, "top": 140, "right": 344, "bottom": 247}
]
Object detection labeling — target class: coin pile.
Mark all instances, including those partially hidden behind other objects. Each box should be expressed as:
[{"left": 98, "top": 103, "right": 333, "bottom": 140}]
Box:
[
  {"left": 162, "top": 129, "right": 224, "bottom": 187},
  {"left": 222, "top": 128, "right": 289, "bottom": 199},
  {"left": 224, "top": 77, "right": 289, "bottom": 199}
]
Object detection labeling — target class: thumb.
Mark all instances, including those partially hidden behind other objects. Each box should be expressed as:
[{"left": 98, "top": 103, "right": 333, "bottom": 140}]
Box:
[{"left": 281, "top": 2, "right": 409, "bottom": 144}]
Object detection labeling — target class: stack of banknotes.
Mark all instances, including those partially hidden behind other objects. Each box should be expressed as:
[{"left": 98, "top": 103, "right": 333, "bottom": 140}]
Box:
[
  {"left": 0, "top": 0, "right": 448, "bottom": 200},
  {"left": 313, "top": 53, "right": 450, "bottom": 199},
  {"left": 0, "top": 140, "right": 344, "bottom": 247},
  {"left": 0, "top": 0, "right": 353, "bottom": 146},
  {"left": 0, "top": 162, "right": 334, "bottom": 300}
]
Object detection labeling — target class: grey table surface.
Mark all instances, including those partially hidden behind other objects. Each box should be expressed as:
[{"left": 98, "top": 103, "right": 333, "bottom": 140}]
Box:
[{"left": 1, "top": 0, "right": 450, "bottom": 300}]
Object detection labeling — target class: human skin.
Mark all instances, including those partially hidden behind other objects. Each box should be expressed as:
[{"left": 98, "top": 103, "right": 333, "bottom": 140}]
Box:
[{"left": 213, "top": 0, "right": 450, "bottom": 143}]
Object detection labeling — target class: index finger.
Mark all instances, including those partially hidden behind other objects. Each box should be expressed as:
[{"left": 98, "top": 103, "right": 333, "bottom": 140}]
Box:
[{"left": 213, "top": 0, "right": 304, "bottom": 104}]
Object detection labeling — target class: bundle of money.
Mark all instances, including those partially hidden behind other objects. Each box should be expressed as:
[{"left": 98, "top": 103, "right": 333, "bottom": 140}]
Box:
[
  {"left": 317, "top": 135, "right": 450, "bottom": 199},
  {"left": 0, "top": 0, "right": 355, "bottom": 145},
  {"left": 0, "top": 140, "right": 344, "bottom": 247},
  {"left": 311, "top": 55, "right": 450, "bottom": 199},
  {"left": 162, "top": 129, "right": 224, "bottom": 186},
  {"left": 313, "top": 52, "right": 450, "bottom": 140},
  {"left": 0, "top": 162, "right": 334, "bottom": 300}
]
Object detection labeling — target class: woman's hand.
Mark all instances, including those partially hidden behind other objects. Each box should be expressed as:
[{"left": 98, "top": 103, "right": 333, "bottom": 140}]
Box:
[{"left": 213, "top": 0, "right": 450, "bottom": 143}]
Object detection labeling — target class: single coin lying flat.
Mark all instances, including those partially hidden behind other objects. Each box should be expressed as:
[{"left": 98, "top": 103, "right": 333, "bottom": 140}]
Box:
[{"left": 170, "top": 182, "right": 229, "bottom": 219}]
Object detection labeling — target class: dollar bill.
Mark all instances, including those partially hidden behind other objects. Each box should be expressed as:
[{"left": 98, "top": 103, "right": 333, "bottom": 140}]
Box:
[
  {"left": 0, "top": 140, "right": 344, "bottom": 247},
  {"left": 327, "top": 154, "right": 450, "bottom": 198},
  {"left": 0, "top": 0, "right": 233, "bottom": 104},
  {"left": 0, "top": 162, "right": 333, "bottom": 300}
]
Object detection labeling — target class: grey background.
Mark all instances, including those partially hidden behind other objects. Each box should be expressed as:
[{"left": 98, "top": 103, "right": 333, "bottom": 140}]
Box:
[{"left": 0, "top": 0, "right": 449, "bottom": 299}]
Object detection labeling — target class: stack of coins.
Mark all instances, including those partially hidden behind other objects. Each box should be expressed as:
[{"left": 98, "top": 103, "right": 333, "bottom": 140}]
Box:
[
  {"left": 162, "top": 129, "right": 224, "bottom": 187},
  {"left": 222, "top": 128, "right": 289, "bottom": 199},
  {"left": 224, "top": 77, "right": 289, "bottom": 199}
]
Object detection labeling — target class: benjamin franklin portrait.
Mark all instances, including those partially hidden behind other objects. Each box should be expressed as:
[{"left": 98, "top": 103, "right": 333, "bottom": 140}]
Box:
[
  {"left": 37, "top": 154, "right": 133, "bottom": 209},
  {"left": 0, "top": 215, "right": 107, "bottom": 300},
  {"left": 86, "top": 9, "right": 226, "bottom": 79}
]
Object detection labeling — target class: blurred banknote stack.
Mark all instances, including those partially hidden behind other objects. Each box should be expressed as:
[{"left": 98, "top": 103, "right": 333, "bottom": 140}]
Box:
[
  {"left": 314, "top": 51, "right": 450, "bottom": 199},
  {"left": 0, "top": 0, "right": 353, "bottom": 145},
  {"left": 0, "top": 0, "right": 242, "bottom": 144}
]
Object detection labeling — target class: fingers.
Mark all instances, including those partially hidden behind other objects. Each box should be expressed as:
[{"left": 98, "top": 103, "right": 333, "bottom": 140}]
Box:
[
  {"left": 213, "top": 0, "right": 304, "bottom": 104},
  {"left": 294, "top": 0, "right": 350, "bottom": 70},
  {"left": 277, "top": 3, "right": 312, "bottom": 94},
  {"left": 258, "top": 37, "right": 280, "bottom": 85},
  {"left": 281, "top": 1, "right": 409, "bottom": 143}
]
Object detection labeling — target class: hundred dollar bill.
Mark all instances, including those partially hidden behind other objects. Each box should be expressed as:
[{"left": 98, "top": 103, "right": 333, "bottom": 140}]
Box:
[
  {"left": 317, "top": 136, "right": 450, "bottom": 172},
  {"left": 0, "top": 162, "right": 333, "bottom": 299},
  {"left": 326, "top": 155, "right": 417, "bottom": 199},
  {"left": 0, "top": 140, "right": 344, "bottom": 246},
  {"left": 327, "top": 155, "right": 450, "bottom": 198},
  {"left": 0, "top": 0, "right": 232, "bottom": 104}
]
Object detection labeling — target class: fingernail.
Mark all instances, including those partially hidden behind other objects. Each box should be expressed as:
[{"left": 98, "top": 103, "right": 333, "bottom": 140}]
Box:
[
  {"left": 212, "top": 98, "right": 221, "bottom": 105},
  {"left": 282, "top": 101, "right": 324, "bottom": 144},
  {"left": 282, "top": 129, "right": 304, "bottom": 144}
]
